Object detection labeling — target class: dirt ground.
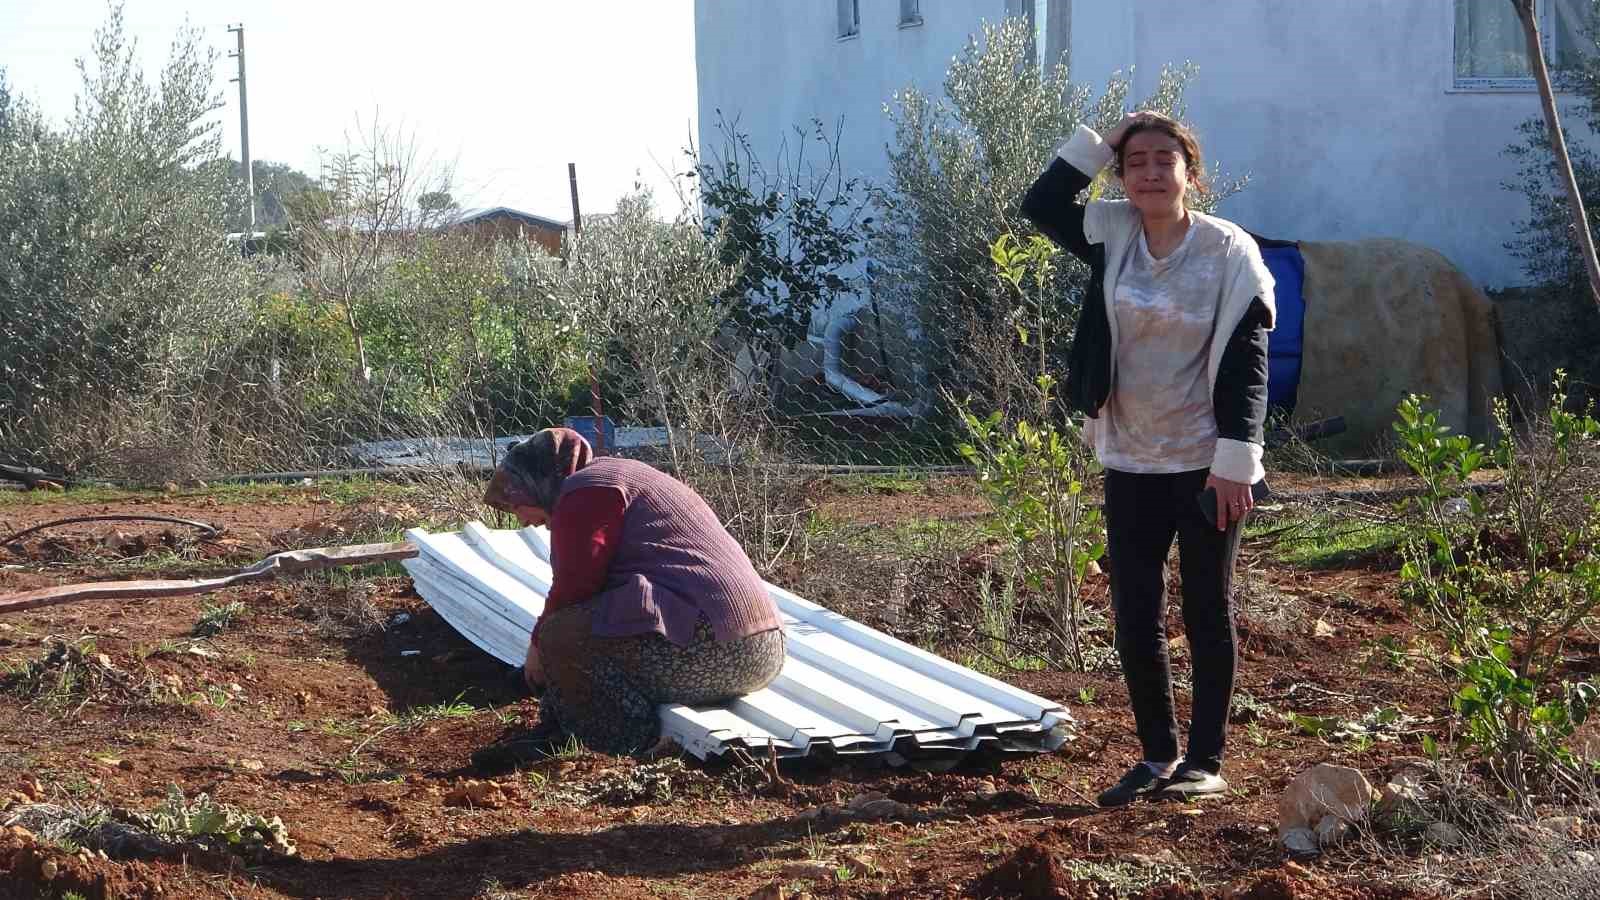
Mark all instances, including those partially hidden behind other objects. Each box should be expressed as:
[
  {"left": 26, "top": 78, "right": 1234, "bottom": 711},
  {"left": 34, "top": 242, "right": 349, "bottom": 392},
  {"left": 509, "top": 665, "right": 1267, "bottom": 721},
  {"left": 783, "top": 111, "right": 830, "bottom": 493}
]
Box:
[{"left": 0, "top": 473, "right": 1506, "bottom": 898}]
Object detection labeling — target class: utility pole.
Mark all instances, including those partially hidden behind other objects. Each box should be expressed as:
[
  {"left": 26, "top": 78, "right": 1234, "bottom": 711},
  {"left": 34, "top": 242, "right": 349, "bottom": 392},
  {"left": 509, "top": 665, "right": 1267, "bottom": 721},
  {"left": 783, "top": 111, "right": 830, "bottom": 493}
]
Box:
[
  {"left": 567, "top": 162, "right": 583, "bottom": 234},
  {"left": 228, "top": 24, "right": 255, "bottom": 233},
  {"left": 568, "top": 162, "right": 605, "bottom": 454}
]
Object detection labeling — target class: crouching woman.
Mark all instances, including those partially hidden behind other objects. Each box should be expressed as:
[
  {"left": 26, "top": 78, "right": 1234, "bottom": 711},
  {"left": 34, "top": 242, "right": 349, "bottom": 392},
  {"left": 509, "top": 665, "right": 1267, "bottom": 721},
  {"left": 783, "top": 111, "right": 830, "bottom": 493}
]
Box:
[{"left": 473, "top": 428, "right": 786, "bottom": 769}]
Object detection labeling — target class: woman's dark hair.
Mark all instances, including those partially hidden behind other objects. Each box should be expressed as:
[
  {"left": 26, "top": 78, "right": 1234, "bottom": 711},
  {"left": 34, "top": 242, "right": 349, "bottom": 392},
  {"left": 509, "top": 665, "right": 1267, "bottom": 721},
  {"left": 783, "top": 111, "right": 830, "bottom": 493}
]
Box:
[{"left": 1113, "top": 113, "right": 1208, "bottom": 194}]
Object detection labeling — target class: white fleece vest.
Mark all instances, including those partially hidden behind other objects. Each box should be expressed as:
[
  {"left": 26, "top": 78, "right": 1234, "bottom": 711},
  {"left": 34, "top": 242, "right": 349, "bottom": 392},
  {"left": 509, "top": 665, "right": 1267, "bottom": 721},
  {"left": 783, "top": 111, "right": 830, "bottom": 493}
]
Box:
[{"left": 1056, "top": 125, "right": 1277, "bottom": 484}]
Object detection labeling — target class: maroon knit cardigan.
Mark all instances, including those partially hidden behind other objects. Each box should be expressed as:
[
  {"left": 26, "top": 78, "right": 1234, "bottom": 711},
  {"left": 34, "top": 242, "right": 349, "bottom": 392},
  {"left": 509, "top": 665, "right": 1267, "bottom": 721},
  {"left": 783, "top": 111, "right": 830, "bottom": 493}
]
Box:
[{"left": 554, "top": 458, "right": 781, "bottom": 645}]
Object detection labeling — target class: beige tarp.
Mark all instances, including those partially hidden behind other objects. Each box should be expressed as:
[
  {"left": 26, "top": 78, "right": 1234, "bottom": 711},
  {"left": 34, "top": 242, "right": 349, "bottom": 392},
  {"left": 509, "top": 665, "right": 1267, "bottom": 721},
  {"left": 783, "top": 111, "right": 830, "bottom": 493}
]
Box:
[{"left": 1294, "top": 239, "right": 1504, "bottom": 455}]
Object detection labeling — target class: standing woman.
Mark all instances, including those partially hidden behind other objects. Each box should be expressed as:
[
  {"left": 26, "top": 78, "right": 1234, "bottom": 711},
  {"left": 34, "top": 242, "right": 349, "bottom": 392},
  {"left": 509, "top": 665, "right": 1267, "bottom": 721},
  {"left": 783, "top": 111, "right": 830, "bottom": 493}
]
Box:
[{"left": 1022, "top": 112, "right": 1274, "bottom": 806}]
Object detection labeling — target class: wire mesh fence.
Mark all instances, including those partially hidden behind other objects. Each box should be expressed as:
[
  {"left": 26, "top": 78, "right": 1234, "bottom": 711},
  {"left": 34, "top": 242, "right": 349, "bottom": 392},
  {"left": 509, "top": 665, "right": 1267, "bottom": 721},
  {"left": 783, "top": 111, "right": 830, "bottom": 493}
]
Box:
[{"left": 0, "top": 16, "right": 1217, "bottom": 487}]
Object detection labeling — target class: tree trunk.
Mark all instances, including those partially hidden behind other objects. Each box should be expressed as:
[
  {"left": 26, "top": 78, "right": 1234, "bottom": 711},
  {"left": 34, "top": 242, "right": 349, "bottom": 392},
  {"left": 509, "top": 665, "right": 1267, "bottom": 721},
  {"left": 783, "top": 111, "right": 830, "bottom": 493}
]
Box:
[{"left": 1513, "top": 0, "right": 1600, "bottom": 311}]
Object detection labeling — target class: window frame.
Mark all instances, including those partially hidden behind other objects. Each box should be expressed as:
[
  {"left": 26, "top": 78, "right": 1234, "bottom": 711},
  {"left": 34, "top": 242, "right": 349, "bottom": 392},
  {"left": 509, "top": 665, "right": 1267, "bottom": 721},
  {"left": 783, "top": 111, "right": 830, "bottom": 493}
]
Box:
[
  {"left": 838, "top": 0, "right": 861, "bottom": 40},
  {"left": 899, "top": 0, "right": 923, "bottom": 28},
  {"left": 1450, "top": 0, "right": 1588, "bottom": 92}
]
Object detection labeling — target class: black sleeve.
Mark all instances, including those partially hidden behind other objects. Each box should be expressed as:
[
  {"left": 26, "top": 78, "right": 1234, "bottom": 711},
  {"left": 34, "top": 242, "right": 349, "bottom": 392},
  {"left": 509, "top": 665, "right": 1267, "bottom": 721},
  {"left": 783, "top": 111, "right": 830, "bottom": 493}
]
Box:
[
  {"left": 1213, "top": 297, "right": 1271, "bottom": 445},
  {"left": 1021, "top": 157, "right": 1097, "bottom": 263}
]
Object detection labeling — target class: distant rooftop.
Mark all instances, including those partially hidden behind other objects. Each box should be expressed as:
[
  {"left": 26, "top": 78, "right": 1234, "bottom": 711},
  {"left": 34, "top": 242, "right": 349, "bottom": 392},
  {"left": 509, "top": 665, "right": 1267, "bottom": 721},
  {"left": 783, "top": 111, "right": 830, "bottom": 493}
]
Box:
[{"left": 444, "top": 206, "right": 569, "bottom": 231}]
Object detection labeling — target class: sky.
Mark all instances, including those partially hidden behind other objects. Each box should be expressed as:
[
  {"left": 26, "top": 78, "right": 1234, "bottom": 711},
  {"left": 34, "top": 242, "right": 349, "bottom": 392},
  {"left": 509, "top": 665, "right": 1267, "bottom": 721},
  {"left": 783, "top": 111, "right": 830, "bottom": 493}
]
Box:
[{"left": 0, "top": 0, "right": 700, "bottom": 221}]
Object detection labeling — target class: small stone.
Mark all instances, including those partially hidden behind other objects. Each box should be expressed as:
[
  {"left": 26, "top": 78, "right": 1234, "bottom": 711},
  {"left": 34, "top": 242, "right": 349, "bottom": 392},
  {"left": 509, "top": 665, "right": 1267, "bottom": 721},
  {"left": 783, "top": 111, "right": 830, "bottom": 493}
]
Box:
[
  {"left": 163, "top": 482, "right": 180, "bottom": 494},
  {"left": 444, "top": 779, "right": 509, "bottom": 809},
  {"left": 186, "top": 645, "right": 218, "bottom": 659},
  {"left": 1377, "top": 771, "right": 1429, "bottom": 814},
  {"left": 1573, "top": 851, "right": 1597, "bottom": 867},
  {"left": 1312, "top": 618, "right": 1337, "bottom": 638},
  {"left": 1279, "top": 763, "right": 1373, "bottom": 850},
  {"left": 1129, "top": 849, "right": 1184, "bottom": 867},
  {"left": 1425, "top": 822, "right": 1463, "bottom": 848},
  {"left": 95, "top": 653, "right": 114, "bottom": 669},
  {"left": 779, "top": 861, "right": 836, "bottom": 880},
  {"left": 163, "top": 674, "right": 183, "bottom": 690},
  {"left": 1314, "top": 814, "right": 1350, "bottom": 846},
  {"left": 237, "top": 758, "right": 265, "bottom": 772},
  {"left": 39, "top": 858, "right": 58, "bottom": 879},
  {"left": 853, "top": 799, "right": 908, "bottom": 820},
  {"left": 1540, "top": 816, "right": 1585, "bottom": 838},
  {"left": 842, "top": 853, "right": 877, "bottom": 877},
  {"left": 1281, "top": 827, "right": 1319, "bottom": 856}
]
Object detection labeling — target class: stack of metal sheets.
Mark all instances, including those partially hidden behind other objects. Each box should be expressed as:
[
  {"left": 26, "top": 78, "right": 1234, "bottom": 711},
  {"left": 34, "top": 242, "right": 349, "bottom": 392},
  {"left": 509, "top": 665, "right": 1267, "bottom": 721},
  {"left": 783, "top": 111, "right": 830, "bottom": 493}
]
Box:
[{"left": 403, "top": 523, "right": 1075, "bottom": 764}]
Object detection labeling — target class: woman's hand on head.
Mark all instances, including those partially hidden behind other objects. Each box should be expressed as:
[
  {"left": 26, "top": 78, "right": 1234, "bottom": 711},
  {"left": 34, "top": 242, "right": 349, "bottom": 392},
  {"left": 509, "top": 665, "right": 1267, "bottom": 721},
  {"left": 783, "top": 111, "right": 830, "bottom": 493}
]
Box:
[
  {"left": 1104, "top": 111, "right": 1160, "bottom": 149},
  {"left": 1205, "top": 473, "right": 1255, "bottom": 532}
]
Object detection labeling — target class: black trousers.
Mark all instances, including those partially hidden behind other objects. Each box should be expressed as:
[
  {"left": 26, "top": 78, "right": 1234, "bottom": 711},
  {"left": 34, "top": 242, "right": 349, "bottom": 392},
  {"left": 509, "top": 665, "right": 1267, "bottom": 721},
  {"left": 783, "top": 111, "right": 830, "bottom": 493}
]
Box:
[{"left": 1103, "top": 467, "right": 1244, "bottom": 774}]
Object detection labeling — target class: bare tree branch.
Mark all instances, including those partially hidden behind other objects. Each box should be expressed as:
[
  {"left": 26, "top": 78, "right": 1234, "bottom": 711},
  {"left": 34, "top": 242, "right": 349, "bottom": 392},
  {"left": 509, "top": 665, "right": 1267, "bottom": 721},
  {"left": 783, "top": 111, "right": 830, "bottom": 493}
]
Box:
[{"left": 1513, "top": 0, "right": 1600, "bottom": 312}]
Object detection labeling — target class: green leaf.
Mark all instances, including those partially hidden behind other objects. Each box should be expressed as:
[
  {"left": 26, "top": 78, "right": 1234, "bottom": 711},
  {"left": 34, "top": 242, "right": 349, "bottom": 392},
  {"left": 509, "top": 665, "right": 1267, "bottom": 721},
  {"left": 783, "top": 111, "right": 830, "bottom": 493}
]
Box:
[{"left": 1289, "top": 713, "right": 1341, "bottom": 737}]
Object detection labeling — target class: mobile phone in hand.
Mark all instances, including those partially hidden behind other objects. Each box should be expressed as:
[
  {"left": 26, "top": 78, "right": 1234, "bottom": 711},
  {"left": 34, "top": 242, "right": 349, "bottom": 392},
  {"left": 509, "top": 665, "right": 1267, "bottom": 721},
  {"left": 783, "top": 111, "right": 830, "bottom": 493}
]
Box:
[{"left": 1197, "top": 479, "right": 1272, "bottom": 529}]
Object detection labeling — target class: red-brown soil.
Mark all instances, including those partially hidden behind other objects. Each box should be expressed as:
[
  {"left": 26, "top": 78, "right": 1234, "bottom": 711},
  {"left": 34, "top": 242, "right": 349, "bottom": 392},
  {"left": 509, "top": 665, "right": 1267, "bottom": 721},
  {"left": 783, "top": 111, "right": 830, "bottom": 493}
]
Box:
[{"left": 0, "top": 475, "right": 1470, "bottom": 898}]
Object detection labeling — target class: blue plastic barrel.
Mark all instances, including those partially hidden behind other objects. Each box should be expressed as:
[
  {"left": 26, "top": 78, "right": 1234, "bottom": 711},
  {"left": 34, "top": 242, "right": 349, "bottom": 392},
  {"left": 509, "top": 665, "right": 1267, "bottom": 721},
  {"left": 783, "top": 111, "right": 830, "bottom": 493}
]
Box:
[
  {"left": 564, "top": 415, "right": 617, "bottom": 450},
  {"left": 1260, "top": 244, "right": 1306, "bottom": 415}
]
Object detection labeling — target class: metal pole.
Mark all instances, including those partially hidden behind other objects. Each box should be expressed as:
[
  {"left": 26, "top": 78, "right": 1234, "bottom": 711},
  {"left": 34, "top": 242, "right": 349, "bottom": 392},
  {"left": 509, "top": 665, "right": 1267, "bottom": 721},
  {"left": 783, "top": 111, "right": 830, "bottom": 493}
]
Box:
[
  {"left": 567, "top": 162, "right": 583, "bottom": 234},
  {"left": 567, "top": 163, "right": 604, "bottom": 454},
  {"left": 228, "top": 24, "right": 255, "bottom": 233}
]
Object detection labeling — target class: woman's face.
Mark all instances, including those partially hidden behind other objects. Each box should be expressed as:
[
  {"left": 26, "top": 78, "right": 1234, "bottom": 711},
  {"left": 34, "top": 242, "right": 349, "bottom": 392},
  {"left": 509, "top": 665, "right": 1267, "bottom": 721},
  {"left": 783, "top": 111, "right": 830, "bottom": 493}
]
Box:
[
  {"left": 484, "top": 469, "right": 550, "bottom": 527},
  {"left": 1119, "top": 130, "right": 1191, "bottom": 220},
  {"left": 511, "top": 504, "right": 550, "bottom": 528}
]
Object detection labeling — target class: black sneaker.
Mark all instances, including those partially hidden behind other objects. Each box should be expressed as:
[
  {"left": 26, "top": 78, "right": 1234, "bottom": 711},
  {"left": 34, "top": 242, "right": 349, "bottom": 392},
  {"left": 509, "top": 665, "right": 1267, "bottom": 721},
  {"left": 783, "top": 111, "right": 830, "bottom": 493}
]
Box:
[
  {"left": 1096, "top": 763, "right": 1171, "bottom": 808},
  {"left": 470, "top": 720, "right": 566, "bottom": 774},
  {"left": 1158, "top": 762, "right": 1228, "bottom": 800}
]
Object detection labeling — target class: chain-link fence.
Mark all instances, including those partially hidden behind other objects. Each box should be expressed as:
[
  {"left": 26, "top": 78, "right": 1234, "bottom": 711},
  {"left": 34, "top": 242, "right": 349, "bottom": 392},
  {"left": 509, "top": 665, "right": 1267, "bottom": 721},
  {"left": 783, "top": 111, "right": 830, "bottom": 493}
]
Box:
[{"left": 0, "top": 17, "right": 1236, "bottom": 487}]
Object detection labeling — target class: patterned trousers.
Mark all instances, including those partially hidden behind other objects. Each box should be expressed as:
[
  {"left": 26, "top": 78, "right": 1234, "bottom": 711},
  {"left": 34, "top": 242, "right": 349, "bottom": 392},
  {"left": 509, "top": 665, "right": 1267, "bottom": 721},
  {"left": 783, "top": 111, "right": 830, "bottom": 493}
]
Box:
[{"left": 534, "top": 599, "right": 786, "bottom": 755}]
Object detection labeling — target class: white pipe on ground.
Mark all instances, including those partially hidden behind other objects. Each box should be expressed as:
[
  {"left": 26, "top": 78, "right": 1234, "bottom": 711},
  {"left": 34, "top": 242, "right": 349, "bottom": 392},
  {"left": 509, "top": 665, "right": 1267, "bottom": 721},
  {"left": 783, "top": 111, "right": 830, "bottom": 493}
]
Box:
[{"left": 818, "top": 302, "right": 919, "bottom": 417}]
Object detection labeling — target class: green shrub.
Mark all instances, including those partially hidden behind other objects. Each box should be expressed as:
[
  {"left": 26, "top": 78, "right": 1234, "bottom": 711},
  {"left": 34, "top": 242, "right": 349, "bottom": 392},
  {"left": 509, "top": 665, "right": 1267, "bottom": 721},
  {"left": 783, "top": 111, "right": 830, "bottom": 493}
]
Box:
[
  {"left": 0, "top": 5, "right": 251, "bottom": 476},
  {"left": 957, "top": 233, "right": 1107, "bottom": 672},
  {"left": 1393, "top": 374, "right": 1600, "bottom": 804},
  {"left": 697, "top": 115, "right": 871, "bottom": 395}
]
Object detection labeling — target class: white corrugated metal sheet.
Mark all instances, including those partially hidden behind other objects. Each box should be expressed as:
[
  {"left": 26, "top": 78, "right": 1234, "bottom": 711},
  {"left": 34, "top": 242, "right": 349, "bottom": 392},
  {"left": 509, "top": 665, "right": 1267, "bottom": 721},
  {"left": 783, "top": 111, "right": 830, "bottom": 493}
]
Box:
[{"left": 402, "top": 524, "right": 1075, "bottom": 764}]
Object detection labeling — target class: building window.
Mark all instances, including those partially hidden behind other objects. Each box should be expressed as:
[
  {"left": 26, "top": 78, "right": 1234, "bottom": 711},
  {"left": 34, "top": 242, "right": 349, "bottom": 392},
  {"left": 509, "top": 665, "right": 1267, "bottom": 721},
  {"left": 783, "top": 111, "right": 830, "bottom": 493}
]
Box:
[
  {"left": 838, "top": 0, "right": 860, "bottom": 39},
  {"left": 1004, "top": 0, "right": 1070, "bottom": 69},
  {"left": 900, "top": 0, "right": 922, "bottom": 27},
  {"left": 1454, "top": 0, "right": 1593, "bottom": 90}
]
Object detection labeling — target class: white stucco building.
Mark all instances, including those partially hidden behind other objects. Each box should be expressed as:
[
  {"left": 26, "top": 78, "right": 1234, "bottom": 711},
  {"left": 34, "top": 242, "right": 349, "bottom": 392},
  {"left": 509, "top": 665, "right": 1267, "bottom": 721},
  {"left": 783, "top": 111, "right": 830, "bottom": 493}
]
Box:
[{"left": 694, "top": 0, "right": 1595, "bottom": 291}]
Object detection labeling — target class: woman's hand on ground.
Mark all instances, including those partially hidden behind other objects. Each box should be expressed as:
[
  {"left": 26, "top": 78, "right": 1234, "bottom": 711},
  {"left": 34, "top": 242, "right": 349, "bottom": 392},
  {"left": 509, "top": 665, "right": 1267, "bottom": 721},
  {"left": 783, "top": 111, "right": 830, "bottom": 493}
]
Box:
[
  {"left": 523, "top": 638, "right": 547, "bottom": 691},
  {"left": 1206, "top": 473, "right": 1254, "bottom": 532}
]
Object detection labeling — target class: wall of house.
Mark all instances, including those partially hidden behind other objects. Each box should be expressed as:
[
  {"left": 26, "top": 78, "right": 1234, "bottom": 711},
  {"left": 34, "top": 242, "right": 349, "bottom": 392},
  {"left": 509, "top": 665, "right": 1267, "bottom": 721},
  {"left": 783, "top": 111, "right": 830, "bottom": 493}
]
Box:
[
  {"left": 459, "top": 216, "right": 565, "bottom": 255},
  {"left": 696, "top": 0, "right": 1586, "bottom": 292}
]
